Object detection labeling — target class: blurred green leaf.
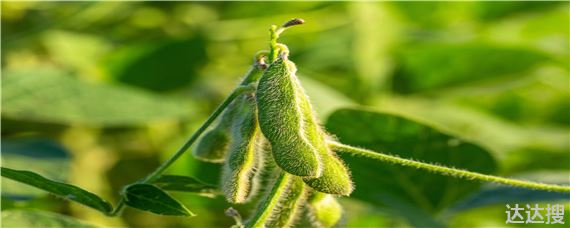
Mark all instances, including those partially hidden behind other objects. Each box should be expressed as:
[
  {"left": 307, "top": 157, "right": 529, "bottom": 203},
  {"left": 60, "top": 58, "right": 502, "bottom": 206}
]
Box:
[
  {"left": 475, "top": 1, "right": 562, "bottom": 21},
  {"left": 451, "top": 70, "right": 570, "bottom": 126},
  {"left": 124, "top": 184, "right": 195, "bottom": 216},
  {"left": 105, "top": 37, "right": 206, "bottom": 92},
  {"left": 450, "top": 186, "right": 570, "bottom": 213},
  {"left": 42, "top": 31, "right": 110, "bottom": 76},
  {"left": 299, "top": 76, "right": 355, "bottom": 118},
  {"left": 326, "top": 108, "right": 497, "bottom": 226},
  {"left": 448, "top": 171, "right": 570, "bottom": 213},
  {"left": 1, "top": 139, "right": 70, "bottom": 198},
  {"left": 390, "top": 2, "right": 449, "bottom": 28},
  {"left": 0, "top": 167, "right": 113, "bottom": 214},
  {"left": 1, "top": 210, "right": 96, "bottom": 228},
  {"left": 393, "top": 43, "right": 548, "bottom": 93},
  {"left": 1, "top": 68, "right": 193, "bottom": 126},
  {"left": 501, "top": 146, "right": 570, "bottom": 174},
  {"left": 153, "top": 175, "right": 217, "bottom": 194},
  {"left": 376, "top": 96, "right": 570, "bottom": 159}
]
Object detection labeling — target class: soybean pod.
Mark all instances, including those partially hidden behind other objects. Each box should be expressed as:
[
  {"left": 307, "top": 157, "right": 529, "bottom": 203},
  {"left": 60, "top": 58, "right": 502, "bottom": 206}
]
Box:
[
  {"left": 221, "top": 94, "right": 264, "bottom": 204},
  {"left": 286, "top": 60, "right": 353, "bottom": 196},
  {"left": 246, "top": 173, "right": 307, "bottom": 228},
  {"left": 308, "top": 192, "right": 343, "bottom": 228},
  {"left": 256, "top": 57, "right": 322, "bottom": 178},
  {"left": 192, "top": 99, "right": 239, "bottom": 163},
  {"left": 264, "top": 176, "right": 307, "bottom": 228}
]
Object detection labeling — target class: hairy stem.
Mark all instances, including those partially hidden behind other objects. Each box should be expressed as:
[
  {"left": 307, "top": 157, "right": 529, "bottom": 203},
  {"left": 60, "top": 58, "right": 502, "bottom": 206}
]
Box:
[
  {"left": 268, "top": 25, "right": 279, "bottom": 62},
  {"left": 268, "top": 18, "right": 304, "bottom": 63},
  {"left": 111, "top": 67, "right": 260, "bottom": 216},
  {"left": 141, "top": 77, "right": 257, "bottom": 184},
  {"left": 246, "top": 172, "right": 290, "bottom": 228},
  {"left": 328, "top": 141, "right": 570, "bottom": 193}
]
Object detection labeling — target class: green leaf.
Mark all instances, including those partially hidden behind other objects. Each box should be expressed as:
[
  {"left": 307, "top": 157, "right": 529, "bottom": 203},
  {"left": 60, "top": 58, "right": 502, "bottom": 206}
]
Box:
[
  {"left": 449, "top": 171, "right": 570, "bottom": 212},
  {"left": 1, "top": 139, "right": 71, "bottom": 198},
  {"left": 124, "top": 184, "right": 195, "bottom": 216},
  {"left": 299, "top": 76, "right": 355, "bottom": 118},
  {"left": 105, "top": 38, "right": 206, "bottom": 92},
  {"left": 450, "top": 69, "right": 570, "bottom": 127},
  {"left": 325, "top": 108, "right": 498, "bottom": 226},
  {"left": 393, "top": 43, "right": 547, "bottom": 94},
  {"left": 376, "top": 96, "right": 569, "bottom": 160},
  {"left": 1, "top": 68, "right": 193, "bottom": 126},
  {"left": 1, "top": 210, "right": 96, "bottom": 228},
  {"left": 450, "top": 186, "right": 570, "bottom": 213},
  {"left": 0, "top": 167, "right": 113, "bottom": 214},
  {"left": 153, "top": 175, "right": 217, "bottom": 194},
  {"left": 42, "top": 31, "right": 111, "bottom": 75},
  {"left": 475, "top": 1, "right": 562, "bottom": 21}
]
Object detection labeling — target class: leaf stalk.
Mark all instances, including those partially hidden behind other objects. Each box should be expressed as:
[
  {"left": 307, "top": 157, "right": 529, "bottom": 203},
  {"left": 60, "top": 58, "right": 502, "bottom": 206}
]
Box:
[{"left": 328, "top": 141, "right": 570, "bottom": 193}]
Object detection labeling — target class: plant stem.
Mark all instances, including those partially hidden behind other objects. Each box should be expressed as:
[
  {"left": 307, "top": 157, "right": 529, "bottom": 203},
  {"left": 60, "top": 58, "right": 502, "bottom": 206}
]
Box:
[
  {"left": 110, "top": 67, "right": 260, "bottom": 216},
  {"left": 142, "top": 84, "right": 256, "bottom": 184},
  {"left": 328, "top": 141, "right": 570, "bottom": 193},
  {"left": 268, "top": 25, "right": 279, "bottom": 62},
  {"left": 246, "top": 172, "right": 290, "bottom": 228}
]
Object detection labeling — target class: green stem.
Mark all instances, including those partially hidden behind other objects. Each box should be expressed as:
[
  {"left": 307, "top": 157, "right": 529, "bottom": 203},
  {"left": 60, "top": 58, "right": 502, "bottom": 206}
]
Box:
[
  {"left": 246, "top": 172, "right": 290, "bottom": 228},
  {"left": 268, "top": 19, "right": 304, "bottom": 63},
  {"left": 111, "top": 66, "right": 260, "bottom": 216},
  {"left": 268, "top": 25, "right": 279, "bottom": 62},
  {"left": 142, "top": 76, "right": 257, "bottom": 184},
  {"left": 328, "top": 141, "right": 570, "bottom": 193}
]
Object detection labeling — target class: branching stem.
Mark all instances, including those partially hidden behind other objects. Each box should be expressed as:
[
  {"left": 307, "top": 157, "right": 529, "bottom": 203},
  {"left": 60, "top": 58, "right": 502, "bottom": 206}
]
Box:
[
  {"left": 111, "top": 66, "right": 260, "bottom": 216},
  {"left": 328, "top": 141, "right": 570, "bottom": 193}
]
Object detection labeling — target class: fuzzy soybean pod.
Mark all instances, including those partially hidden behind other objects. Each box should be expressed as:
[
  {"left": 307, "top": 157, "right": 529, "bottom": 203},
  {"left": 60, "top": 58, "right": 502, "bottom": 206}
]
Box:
[
  {"left": 247, "top": 174, "right": 307, "bottom": 228},
  {"left": 193, "top": 100, "right": 239, "bottom": 163},
  {"left": 264, "top": 177, "right": 307, "bottom": 228},
  {"left": 221, "top": 94, "right": 264, "bottom": 204},
  {"left": 308, "top": 192, "right": 343, "bottom": 228},
  {"left": 291, "top": 71, "right": 353, "bottom": 196},
  {"left": 256, "top": 57, "right": 321, "bottom": 178}
]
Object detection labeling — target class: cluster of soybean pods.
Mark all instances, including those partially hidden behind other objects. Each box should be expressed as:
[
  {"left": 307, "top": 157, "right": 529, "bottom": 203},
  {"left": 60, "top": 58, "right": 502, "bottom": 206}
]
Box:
[{"left": 193, "top": 19, "right": 352, "bottom": 228}]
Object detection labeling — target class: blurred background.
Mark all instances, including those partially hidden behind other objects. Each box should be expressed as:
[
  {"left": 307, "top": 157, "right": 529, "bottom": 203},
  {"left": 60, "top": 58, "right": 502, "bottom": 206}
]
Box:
[{"left": 1, "top": 1, "right": 569, "bottom": 227}]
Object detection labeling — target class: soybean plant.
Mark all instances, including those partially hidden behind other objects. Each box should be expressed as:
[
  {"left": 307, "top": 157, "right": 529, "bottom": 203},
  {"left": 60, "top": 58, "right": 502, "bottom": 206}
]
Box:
[{"left": 2, "top": 19, "right": 569, "bottom": 228}]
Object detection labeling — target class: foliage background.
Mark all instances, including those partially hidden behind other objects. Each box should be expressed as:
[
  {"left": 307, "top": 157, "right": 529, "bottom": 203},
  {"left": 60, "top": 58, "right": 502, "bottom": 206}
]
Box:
[{"left": 1, "top": 1, "right": 569, "bottom": 227}]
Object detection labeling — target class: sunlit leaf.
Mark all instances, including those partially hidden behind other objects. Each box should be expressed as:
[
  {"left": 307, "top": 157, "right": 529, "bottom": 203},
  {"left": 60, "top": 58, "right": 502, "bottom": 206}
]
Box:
[
  {"left": 42, "top": 31, "right": 111, "bottom": 76},
  {"left": 326, "top": 108, "right": 498, "bottom": 226},
  {"left": 1, "top": 68, "right": 193, "bottom": 126},
  {"left": 124, "top": 184, "right": 195, "bottom": 216},
  {"left": 0, "top": 167, "right": 113, "bottom": 214}
]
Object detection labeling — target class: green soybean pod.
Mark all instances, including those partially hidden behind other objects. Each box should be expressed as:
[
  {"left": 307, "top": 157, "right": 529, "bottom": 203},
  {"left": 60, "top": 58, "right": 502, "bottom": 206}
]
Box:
[
  {"left": 308, "top": 192, "right": 343, "bottom": 228},
  {"left": 192, "top": 129, "right": 230, "bottom": 163},
  {"left": 247, "top": 174, "right": 307, "bottom": 228},
  {"left": 256, "top": 57, "right": 321, "bottom": 178},
  {"left": 303, "top": 153, "right": 353, "bottom": 196},
  {"left": 264, "top": 177, "right": 307, "bottom": 228},
  {"left": 193, "top": 99, "right": 239, "bottom": 163},
  {"left": 292, "top": 74, "right": 353, "bottom": 196},
  {"left": 221, "top": 94, "right": 263, "bottom": 204}
]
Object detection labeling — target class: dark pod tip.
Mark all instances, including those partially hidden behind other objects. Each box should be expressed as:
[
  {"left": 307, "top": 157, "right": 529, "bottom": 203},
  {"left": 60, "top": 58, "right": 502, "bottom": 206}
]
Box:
[{"left": 282, "top": 18, "right": 305, "bottom": 28}]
